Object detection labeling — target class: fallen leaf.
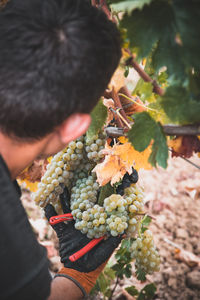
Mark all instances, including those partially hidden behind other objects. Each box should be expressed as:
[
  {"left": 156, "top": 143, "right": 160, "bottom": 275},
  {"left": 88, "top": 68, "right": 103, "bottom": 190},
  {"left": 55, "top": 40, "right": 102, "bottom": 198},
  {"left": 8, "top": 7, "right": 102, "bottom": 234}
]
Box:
[
  {"left": 174, "top": 248, "right": 200, "bottom": 267},
  {"left": 164, "top": 238, "right": 200, "bottom": 267}
]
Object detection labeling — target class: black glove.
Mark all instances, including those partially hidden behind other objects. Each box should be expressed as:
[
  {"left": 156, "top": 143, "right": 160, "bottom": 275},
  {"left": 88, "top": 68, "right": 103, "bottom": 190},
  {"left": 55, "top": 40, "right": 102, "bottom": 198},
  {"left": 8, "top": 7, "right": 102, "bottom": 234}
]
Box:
[
  {"left": 44, "top": 187, "right": 122, "bottom": 273},
  {"left": 117, "top": 168, "right": 138, "bottom": 195}
]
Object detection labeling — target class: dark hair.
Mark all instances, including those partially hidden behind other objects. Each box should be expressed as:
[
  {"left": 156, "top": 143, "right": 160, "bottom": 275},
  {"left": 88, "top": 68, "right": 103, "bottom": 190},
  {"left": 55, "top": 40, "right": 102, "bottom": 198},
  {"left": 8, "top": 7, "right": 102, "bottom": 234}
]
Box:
[{"left": 0, "top": 0, "right": 121, "bottom": 139}]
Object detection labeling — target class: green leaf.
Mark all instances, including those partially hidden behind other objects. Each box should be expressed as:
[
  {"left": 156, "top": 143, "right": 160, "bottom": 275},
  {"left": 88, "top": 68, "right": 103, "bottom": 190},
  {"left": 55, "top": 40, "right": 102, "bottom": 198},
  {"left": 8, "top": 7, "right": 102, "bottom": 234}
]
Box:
[
  {"left": 128, "top": 112, "right": 168, "bottom": 168},
  {"left": 173, "top": 0, "right": 200, "bottom": 70},
  {"left": 148, "top": 123, "right": 168, "bottom": 169},
  {"left": 124, "top": 264, "right": 132, "bottom": 278},
  {"left": 120, "top": 1, "right": 175, "bottom": 59},
  {"left": 136, "top": 268, "right": 146, "bottom": 282},
  {"left": 86, "top": 99, "right": 107, "bottom": 142},
  {"left": 160, "top": 85, "right": 200, "bottom": 125},
  {"left": 96, "top": 273, "right": 109, "bottom": 294},
  {"left": 141, "top": 215, "right": 152, "bottom": 227},
  {"left": 124, "top": 65, "right": 129, "bottom": 77},
  {"left": 137, "top": 283, "right": 156, "bottom": 300},
  {"left": 157, "top": 71, "right": 168, "bottom": 85},
  {"left": 135, "top": 82, "right": 153, "bottom": 101},
  {"left": 152, "top": 37, "right": 185, "bottom": 80},
  {"left": 128, "top": 112, "right": 157, "bottom": 151},
  {"left": 98, "top": 183, "right": 115, "bottom": 206},
  {"left": 111, "top": 0, "right": 152, "bottom": 15},
  {"left": 141, "top": 215, "right": 152, "bottom": 233},
  {"left": 125, "top": 286, "right": 139, "bottom": 296},
  {"left": 104, "top": 268, "right": 116, "bottom": 280}
]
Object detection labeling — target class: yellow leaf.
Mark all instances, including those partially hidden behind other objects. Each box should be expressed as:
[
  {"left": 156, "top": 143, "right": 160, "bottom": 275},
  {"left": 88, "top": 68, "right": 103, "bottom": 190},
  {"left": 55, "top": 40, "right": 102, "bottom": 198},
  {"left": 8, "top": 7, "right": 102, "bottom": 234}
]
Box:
[
  {"left": 109, "top": 67, "right": 125, "bottom": 92},
  {"left": 168, "top": 136, "right": 183, "bottom": 152},
  {"left": 93, "top": 141, "right": 152, "bottom": 186},
  {"left": 17, "top": 179, "right": 38, "bottom": 192},
  {"left": 118, "top": 137, "right": 152, "bottom": 171}
]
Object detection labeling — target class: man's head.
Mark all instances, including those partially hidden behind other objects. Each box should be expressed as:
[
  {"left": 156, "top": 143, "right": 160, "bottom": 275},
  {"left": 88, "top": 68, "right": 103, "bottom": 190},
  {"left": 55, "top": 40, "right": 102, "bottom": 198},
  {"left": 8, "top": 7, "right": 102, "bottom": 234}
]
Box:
[{"left": 0, "top": 0, "right": 121, "bottom": 142}]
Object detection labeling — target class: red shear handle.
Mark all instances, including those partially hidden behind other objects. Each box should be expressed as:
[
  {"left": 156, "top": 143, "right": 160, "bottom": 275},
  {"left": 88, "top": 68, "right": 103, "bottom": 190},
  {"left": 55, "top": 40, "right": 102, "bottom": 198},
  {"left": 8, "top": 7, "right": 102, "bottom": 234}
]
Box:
[
  {"left": 69, "top": 236, "right": 105, "bottom": 262},
  {"left": 49, "top": 213, "right": 73, "bottom": 225}
]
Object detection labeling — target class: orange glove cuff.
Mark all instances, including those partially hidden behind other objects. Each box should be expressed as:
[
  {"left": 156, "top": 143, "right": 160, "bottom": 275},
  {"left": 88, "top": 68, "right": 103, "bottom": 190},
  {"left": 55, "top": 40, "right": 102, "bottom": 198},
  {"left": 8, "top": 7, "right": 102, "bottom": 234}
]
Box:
[{"left": 56, "top": 262, "right": 107, "bottom": 296}]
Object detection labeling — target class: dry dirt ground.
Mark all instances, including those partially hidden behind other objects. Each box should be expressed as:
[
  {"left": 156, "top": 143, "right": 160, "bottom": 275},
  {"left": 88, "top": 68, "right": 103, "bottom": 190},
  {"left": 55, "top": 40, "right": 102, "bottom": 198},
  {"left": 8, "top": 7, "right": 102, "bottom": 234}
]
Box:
[{"left": 21, "top": 154, "right": 200, "bottom": 300}]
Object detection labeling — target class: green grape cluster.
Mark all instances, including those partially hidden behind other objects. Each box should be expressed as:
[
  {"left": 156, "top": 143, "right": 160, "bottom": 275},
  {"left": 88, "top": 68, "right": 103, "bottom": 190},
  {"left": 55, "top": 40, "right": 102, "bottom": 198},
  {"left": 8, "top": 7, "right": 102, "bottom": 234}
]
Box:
[
  {"left": 84, "top": 133, "right": 105, "bottom": 162},
  {"left": 70, "top": 184, "right": 144, "bottom": 239},
  {"left": 32, "top": 133, "right": 106, "bottom": 207},
  {"left": 131, "top": 230, "right": 160, "bottom": 274}
]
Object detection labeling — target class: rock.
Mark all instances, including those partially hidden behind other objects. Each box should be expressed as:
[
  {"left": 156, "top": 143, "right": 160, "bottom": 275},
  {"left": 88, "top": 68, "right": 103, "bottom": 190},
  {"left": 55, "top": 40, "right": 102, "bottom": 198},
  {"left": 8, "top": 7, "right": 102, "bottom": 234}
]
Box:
[
  {"left": 168, "top": 277, "right": 177, "bottom": 289},
  {"left": 176, "top": 228, "right": 189, "bottom": 239},
  {"left": 163, "top": 267, "right": 173, "bottom": 280},
  {"left": 186, "top": 270, "right": 200, "bottom": 289}
]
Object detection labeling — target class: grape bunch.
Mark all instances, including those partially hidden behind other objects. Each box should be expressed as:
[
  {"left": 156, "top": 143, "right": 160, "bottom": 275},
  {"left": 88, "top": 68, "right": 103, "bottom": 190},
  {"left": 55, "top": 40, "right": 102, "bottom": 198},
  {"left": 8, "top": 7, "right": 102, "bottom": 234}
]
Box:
[
  {"left": 32, "top": 131, "right": 160, "bottom": 275},
  {"left": 71, "top": 182, "right": 144, "bottom": 239},
  {"left": 32, "top": 133, "right": 106, "bottom": 207},
  {"left": 131, "top": 230, "right": 160, "bottom": 274}
]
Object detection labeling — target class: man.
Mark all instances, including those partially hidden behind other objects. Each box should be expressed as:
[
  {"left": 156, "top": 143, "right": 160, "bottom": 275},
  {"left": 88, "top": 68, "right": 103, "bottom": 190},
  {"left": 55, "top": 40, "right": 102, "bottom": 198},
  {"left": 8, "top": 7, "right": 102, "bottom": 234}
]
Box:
[{"left": 0, "top": 0, "right": 121, "bottom": 299}]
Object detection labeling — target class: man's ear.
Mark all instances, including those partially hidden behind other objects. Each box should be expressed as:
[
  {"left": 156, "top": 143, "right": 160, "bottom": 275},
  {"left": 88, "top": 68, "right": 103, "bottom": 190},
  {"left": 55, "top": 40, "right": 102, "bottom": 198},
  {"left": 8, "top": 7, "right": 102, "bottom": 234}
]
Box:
[{"left": 58, "top": 113, "right": 91, "bottom": 144}]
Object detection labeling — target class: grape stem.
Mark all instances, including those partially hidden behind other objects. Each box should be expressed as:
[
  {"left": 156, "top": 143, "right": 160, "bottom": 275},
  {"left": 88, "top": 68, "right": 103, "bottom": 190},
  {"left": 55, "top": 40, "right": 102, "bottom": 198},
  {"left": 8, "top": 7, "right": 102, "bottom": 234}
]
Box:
[
  {"left": 111, "top": 87, "right": 131, "bottom": 129},
  {"left": 108, "top": 276, "right": 120, "bottom": 300},
  {"left": 118, "top": 93, "right": 159, "bottom": 113},
  {"left": 109, "top": 107, "right": 131, "bottom": 129}
]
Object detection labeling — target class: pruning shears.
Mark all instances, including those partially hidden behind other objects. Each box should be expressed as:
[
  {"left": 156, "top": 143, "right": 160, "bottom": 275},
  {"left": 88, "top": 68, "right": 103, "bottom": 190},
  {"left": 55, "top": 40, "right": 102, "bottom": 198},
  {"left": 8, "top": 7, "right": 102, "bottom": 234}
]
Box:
[{"left": 49, "top": 213, "right": 105, "bottom": 262}]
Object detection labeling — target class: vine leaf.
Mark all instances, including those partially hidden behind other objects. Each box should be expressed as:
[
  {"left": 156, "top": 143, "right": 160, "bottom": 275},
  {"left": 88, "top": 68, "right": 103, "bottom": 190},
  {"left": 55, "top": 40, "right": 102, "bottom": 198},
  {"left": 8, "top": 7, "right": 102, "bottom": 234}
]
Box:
[
  {"left": 120, "top": 1, "right": 175, "bottom": 59},
  {"left": 128, "top": 112, "right": 168, "bottom": 168},
  {"left": 137, "top": 283, "right": 156, "bottom": 300},
  {"left": 173, "top": 0, "right": 200, "bottom": 70},
  {"left": 148, "top": 122, "right": 168, "bottom": 169},
  {"left": 159, "top": 85, "right": 200, "bottom": 125},
  {"left": 136, "top": 268, "right": 146, "bottom": 282},
  {"left": 128, "top": 112, "right": 156, "bottom": 151},
  {"left": 111, "top": 0, "right": 152, "bottom": 15},
  {"left": 125, "top": 286, "right": 139, "bottom": 296},
  {"left": 98, "top": 183, "right": 115, "bottom": 206},
  {"left": 86, "top": 99, "right": 107, "bottom": 142},
  {"left": 141, "top": 215, "right": 152, "bottom": 233},
  {"left": 119, "top": 0, "right": 198, "bottom": 79},
  {"left": 168, "top": 136, "right": 200, "bottom": 159},
  {"left": 93, "top": 141, "right": 152, "bottom": 186}
]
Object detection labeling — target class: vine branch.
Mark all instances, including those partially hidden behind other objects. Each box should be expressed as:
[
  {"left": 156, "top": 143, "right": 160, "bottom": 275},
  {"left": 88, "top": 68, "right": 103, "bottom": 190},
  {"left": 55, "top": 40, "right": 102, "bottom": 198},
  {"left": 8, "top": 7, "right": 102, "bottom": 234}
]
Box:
[
  {"left": 163, "top": 124, "right": 200, "bottom": 136},
  {"left": 111, "top": 87, "right": 130, "bottom": 129},
  {"left": 105, "top": 124, "right": 200, "bottom": 137},
  {"left": 125, "top": 51, "right": 164, "bottom": 96},
  {"left": 109, "top": 276, "right": 120, "bottom": 300}
]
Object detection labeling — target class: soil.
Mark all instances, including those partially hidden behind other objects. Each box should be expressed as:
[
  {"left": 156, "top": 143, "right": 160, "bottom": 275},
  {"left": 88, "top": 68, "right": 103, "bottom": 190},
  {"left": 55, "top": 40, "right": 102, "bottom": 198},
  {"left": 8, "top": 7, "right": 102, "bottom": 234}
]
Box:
[{"left": 21, "top": 154, "right": 200, "bottom": 300}]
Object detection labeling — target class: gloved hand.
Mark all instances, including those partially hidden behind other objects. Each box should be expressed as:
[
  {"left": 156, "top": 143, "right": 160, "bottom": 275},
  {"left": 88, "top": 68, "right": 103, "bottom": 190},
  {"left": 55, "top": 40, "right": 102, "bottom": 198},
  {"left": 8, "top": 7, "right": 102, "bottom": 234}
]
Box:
[{"left": 44, "top": 188, "right": 122, "bottom": 296}]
